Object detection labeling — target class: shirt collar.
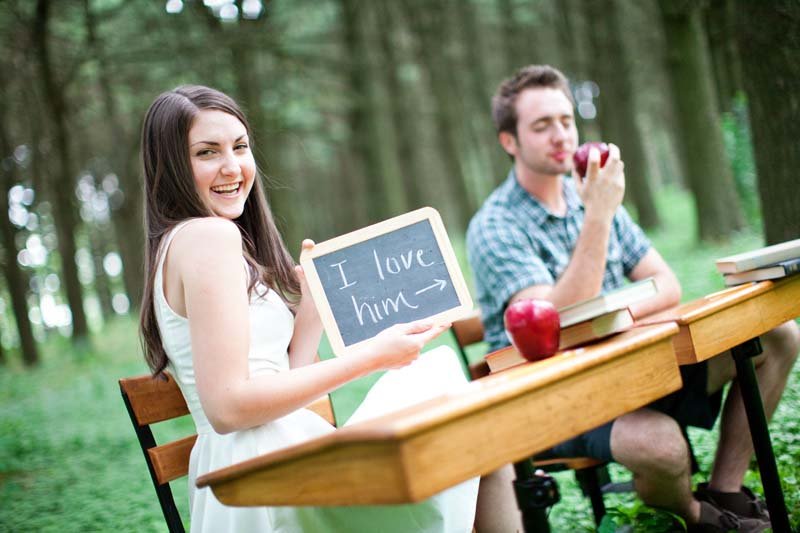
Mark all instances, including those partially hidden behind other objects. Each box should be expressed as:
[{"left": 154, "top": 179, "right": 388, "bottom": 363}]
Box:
[{"left": 506, "top": 169, "right": 584, "bottom": 224}]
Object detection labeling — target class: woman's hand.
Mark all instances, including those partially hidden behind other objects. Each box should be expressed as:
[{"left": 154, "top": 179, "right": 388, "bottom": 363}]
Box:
[
  {"left": 288, "top": 239, "right": 324, "bottom": 368},
  {"left": 357, "top": 320, "right": 450, "bottom": 371},
  {"left": 293, "top": 239, "right": 320, "bottom": 324}
]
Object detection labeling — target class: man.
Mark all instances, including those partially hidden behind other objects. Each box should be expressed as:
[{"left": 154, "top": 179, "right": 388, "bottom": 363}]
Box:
[{"left": 466, "top": 65, "right": 799, "bottom": 532}]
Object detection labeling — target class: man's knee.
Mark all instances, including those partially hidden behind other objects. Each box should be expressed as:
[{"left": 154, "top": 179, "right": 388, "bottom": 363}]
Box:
[
  {"left": 761, "top": 320, "right": 800, "bottom": 367},
  {"left": 611, "top": 411, "right": 689, "bottom": 478}
]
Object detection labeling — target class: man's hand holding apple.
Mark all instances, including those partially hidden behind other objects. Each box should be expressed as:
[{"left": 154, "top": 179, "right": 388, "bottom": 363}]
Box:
[{"left": 573, "top": 142, "right": 626, "bottom": 225}]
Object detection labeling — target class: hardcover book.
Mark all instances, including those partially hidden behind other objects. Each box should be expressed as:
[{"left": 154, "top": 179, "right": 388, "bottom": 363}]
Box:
[
  {"left": 715, "top": 238, "right": 800, "bottom": 274},
  {"left": 722, "top": 258, "right": 800, "bottom": 286},
  {"left": 557, "top": 278, "right": 657, "bottom": 328},
  {"left": 486, "top": 308, "right": 635, "bottom": 373}
]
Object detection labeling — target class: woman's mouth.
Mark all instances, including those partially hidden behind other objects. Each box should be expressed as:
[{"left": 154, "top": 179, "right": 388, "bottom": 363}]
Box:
[{"left": 210, "top": 182, "right": 242, "bottom": 196}]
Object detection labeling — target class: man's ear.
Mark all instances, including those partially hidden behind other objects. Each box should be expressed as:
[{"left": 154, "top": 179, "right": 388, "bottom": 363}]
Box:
[{"left": 498, "top": 131, "right": 517, "bottom": 158}]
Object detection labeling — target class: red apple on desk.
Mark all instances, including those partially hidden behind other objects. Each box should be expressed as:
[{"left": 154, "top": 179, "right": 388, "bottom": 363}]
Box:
[
  {"left": 504, "top": 299, "right": 561, "bottom": 361},
  {"left": 573, "top": 141, "right": 610, "bottom": 178}
]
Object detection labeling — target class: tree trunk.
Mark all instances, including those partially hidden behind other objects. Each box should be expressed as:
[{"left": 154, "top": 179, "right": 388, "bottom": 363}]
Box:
[
  {"left": 585, "top": 0, "right": 660, "bottom": 229},
  {"left": 0, "top": 114, "right": 40, "bottom": 366},
  {"left": 375, "top": 1, "right": 427, "bottom": 210},
  {"left": 553, "top": 0, "right": 602, "bottom": 142},
  {"left": 339, "top": 0, "right": 401, "bottom": 224},
  {"left": 404, "top": 0, "right": 473, "bottom": 229},
  {"left": 83, "top": 0, "right": 143, "bottom": 311},
  {"left": 89, "top": 223, "right": 115, "bottom": 320},
  {"left": 453, "top": 0, "right": 507, "bottom": 189},
  {"left": 735, "top": 1, "right": 800, "bottom": 244},
  {"left": 0, "top": 323, "right": 5, "bottom": 365},
  {"left": 705, "top": 0, "right": 744, "bottom": 113},
  {"left": 658, "top": 0, "right": 744, "bottom": 241},
  {"left": 33, "top": 0, "right": 90, "bottom": 342}
]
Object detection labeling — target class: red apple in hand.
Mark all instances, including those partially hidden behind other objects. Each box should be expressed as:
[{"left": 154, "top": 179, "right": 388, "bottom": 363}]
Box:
[
  {"left": 573, "top": 141, "right": 610, "bottom": 178},
  {"left": 504, "top": 299, "right": 561, "bottom": 361}
]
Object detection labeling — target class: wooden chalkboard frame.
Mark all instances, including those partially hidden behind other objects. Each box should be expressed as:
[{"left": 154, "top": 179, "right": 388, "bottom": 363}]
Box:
[{"left": 300, "top": 207, "right": 473, "bottom": 357}]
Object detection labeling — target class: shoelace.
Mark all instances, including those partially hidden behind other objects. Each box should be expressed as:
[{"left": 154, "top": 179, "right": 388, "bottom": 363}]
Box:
[
  {"left": 717, "top": 509, "right": 741, "bottom": 530},
  {"left": 747, "top": 498, "right": 769, "bottom": 519}
]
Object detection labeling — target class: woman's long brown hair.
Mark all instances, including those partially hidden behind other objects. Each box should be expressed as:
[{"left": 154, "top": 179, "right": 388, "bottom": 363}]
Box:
[{"left": 139, "top": 85, "right": 300, "bottom": 375}]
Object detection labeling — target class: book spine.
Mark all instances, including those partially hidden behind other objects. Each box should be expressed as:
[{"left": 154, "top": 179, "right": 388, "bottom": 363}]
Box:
[{"left": 785, "top": 261, "right": 800, "bottom": 276}]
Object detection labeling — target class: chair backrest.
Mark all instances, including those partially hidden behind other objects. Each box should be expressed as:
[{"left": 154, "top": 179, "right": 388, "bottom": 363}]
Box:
[
  {"left": 120, "top": 371, "right": 336, "bottom": 532},
  {"left": 451, "top": 310, "right": 491, "bottom": 380},
  {"left": 119, "top": 372, "right": 192, "bottom": 533}
]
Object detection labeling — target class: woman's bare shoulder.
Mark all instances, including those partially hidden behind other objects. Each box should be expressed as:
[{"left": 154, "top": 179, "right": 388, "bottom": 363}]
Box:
[{"left": 169, "top": 217, "right": 243, "bottom": 265}]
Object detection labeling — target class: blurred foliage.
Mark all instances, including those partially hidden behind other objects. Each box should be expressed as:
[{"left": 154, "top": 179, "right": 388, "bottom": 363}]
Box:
[{"left": 721, "top": 94, "right": 761, "bottom": 228}]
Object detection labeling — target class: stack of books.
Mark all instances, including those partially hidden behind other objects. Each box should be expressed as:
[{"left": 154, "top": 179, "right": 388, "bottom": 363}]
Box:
[
  {"left": 485, "top": 278, "right": 658, "bottom": 373},
  {"left": 716, "top": 239, "right": 800, "bottom": 286}
]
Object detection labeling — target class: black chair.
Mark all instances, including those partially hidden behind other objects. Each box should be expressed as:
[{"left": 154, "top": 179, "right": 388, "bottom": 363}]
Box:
[{"left": 451, "top": 311, "right": 608, "bottom": 525}]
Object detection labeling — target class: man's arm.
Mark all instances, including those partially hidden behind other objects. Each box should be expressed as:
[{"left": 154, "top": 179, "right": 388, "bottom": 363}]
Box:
[
  {"left": 626, "top": 248, "right": 681, "bottom": 319},
  {"left": 509, "top": 213, "right": 614, "bottom": 307},
  {"left": 511, "top": 144, "right": 625, "bottom": 308}
]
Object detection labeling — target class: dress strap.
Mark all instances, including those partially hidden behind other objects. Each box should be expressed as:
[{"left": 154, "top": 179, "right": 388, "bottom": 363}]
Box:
[{"left": 154, "top": 219, "right": 201, "bottom": 311}]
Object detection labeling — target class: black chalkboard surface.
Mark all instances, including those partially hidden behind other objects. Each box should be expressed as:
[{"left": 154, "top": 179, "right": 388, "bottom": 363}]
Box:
[{"left": 300, "top": 208, "right": 473, "bottom": 356}]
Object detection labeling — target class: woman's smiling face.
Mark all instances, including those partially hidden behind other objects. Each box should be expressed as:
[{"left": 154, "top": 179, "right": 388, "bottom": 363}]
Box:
[{"left": 188, "top": 109, "right": 256, "bottom": 220}]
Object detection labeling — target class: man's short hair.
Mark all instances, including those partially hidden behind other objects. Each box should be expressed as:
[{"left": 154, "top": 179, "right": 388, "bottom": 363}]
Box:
[{"left": 492, "top": 65, "right": 574, "bottom": 136}]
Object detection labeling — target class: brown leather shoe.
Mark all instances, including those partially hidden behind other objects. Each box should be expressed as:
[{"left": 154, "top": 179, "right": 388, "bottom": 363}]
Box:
[
  {"left": 694, "top": 482, "right": 769, "bottom": 521},
  {"left": 687, "top": 501, "right": 770, "bottom": 533}
]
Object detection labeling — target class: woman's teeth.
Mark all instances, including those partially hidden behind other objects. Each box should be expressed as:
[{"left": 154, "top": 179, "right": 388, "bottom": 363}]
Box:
[{"left": 211, "top": 183, "right": 240, "bottom": 195}]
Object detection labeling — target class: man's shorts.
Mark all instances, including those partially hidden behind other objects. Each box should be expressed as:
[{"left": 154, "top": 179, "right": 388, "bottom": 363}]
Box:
[{"left": 534, "top": 361, "right": 724, "bottom": 463}]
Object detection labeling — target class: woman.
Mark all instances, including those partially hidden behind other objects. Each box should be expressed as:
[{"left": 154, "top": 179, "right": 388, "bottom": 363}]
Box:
[{"left": 138, "top": 85, "right": 480, "bottom": 532}]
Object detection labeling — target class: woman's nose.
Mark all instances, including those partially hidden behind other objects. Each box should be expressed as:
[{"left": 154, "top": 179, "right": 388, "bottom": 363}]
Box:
[{"left": 220, "top": 152, "right": 240, "bottom": 176}]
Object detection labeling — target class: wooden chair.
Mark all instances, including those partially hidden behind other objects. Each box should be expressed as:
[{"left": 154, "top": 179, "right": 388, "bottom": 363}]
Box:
[
  {"left": 451, "top": 311, "right": 608, "bottom": 525},
  {"left": 119, "top": 372, "right": 334, "bottom": 533}
]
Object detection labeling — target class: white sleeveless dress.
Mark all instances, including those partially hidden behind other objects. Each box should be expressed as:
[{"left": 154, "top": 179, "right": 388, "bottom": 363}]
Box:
[{"left": 154, "top": 222, "right": 479, "bottom": 532}]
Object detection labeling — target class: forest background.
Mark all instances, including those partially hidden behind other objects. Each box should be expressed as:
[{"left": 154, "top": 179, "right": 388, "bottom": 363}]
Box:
[{"left": 1, "top": 0, "right": 799, "bottom": 531}]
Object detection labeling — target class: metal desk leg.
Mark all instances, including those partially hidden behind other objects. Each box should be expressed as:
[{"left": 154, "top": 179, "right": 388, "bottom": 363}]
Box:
[
  {"left": 513, "top": 460, "right": 560, "bottom": 533},
  {"left": 731, "top": 337, "right": 790, "bottom": 533}
]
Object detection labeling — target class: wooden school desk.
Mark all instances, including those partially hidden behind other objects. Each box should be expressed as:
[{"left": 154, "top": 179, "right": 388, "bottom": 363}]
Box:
[
  {"left": 197, "top": 323, "right": 680, "bottom": 529},
  {"left": 645, "top": 275, "right": 800, "bottom": 533}
]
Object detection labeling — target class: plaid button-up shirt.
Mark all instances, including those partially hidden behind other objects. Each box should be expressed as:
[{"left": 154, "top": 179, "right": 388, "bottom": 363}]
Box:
[{"left": 466, "top": 170, "right": 651, "bottom": 352}]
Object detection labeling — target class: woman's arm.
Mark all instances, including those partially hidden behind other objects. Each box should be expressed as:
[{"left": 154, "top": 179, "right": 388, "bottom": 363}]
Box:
[
  {"left": 171, "top": 219, "right": 444, "bottom": 434},
  {"left": 287, "top": 240, "right": 324, "bottom": 369}
]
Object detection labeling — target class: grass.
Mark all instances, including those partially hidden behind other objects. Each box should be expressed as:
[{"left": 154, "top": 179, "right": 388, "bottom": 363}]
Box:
[{"left": 1, "top": 186, "right": 798, "bottom": 532}]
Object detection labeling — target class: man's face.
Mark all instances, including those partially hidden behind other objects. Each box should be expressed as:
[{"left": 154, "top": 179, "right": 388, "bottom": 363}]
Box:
[{"left": 501, "top": 87, "right": 578, "bottom": 178}]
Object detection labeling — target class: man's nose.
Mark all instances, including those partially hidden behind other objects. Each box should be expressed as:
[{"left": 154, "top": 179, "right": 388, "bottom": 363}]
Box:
[{"left": 552, "top": 122, "right": 568, "bottom": 142}]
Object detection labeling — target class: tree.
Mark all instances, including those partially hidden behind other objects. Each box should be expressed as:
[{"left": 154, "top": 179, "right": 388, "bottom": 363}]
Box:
[
  {"left": 658, "top": 0, "right": 744, "bottom": 241},
  {"left": 704, "top": 0, "right": 743, "bottom": 114},
  {"left": 0, "top": 107, "right": 40, "bottom": 366},
  {"left": 403, "top": 0, "right": 474, "bottom": 229},
  {"left": 83, "top": 0, "right": 144, "bottom": 310},
  {"left": 735, "top": 1, "right": 800, "bottom": 244},
  {"left": 585, "top": 0, "right": 660, "bottom": 229},
  {"left": 33, "top": 0, "right": 90, "bottom": 342}
]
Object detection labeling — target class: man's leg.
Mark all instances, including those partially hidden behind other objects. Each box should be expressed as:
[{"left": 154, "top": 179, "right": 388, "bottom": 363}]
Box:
[
  {"left": 474, "top": 465, "right": 524, "bottom": 533},
  {"left": 610, "top": 408, "right": 701, "bottom": 522},
  {"left": 706, "top": 320, "right": 800, "bottom": 491}
]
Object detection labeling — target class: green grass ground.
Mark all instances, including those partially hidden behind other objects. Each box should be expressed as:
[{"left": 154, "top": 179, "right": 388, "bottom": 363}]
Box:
[{"left": 1, "top": 187, "right": 798, "bottom": 532}]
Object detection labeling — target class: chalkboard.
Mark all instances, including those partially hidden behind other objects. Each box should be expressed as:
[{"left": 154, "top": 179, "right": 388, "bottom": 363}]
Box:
[{"left": 300, "top": 207, "right": 473, "bottom": 356}]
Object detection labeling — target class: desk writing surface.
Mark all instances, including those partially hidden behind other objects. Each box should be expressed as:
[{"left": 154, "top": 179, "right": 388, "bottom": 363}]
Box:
[
  {"left": 647, "top": 276, "right": 800, "bottom": 365},
  {"left": 196, "top": 324, "right": 680, "bottom": 507}
]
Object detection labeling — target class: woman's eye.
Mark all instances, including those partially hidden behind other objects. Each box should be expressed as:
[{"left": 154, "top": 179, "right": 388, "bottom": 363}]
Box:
[
  {"left": 235, "top": 143, "right": 249, "bottom": 151},
  {"left": 196, "top": 149, "right": 214, "bottom": 156}
]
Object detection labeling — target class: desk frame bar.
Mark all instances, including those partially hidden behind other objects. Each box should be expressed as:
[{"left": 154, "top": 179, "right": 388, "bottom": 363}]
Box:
[
  {"left": 731, "top": 337, "right": 790, "bottom": 533},
  {"left": 513, "top": 460, "right": 554, "bottom": 533}
]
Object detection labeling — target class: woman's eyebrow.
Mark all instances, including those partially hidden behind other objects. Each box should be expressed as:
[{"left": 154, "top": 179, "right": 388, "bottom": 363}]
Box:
[{"left": 190, "top": 134, "right": 247, "bottom": 148}]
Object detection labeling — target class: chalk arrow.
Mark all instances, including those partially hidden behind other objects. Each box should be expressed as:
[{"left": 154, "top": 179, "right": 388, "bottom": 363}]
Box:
[{"left": 415, "top": 279, "right": 447, "bottom": 295}]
